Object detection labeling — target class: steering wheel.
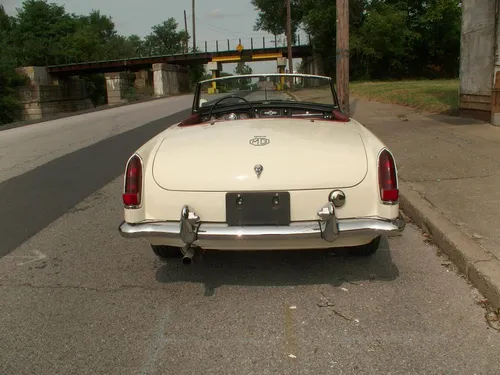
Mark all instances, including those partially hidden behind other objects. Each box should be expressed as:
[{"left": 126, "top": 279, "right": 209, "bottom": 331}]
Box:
[{"left": 207, "top": 95, "right": 257, "bottom": 121}]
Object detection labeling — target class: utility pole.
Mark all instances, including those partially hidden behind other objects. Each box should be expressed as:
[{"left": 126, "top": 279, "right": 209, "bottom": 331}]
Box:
[
  {"left": 286, "top": 0, "right": 293, "bottom": 85},
  {"left": 192, "top": 0, "right": 196, "bottom": 52},
  {"left": 336, "top": 0, "right": 349, "bottom": 114},
  {"left": 184, "top": 10, "right": 188, "bottom": 53}
]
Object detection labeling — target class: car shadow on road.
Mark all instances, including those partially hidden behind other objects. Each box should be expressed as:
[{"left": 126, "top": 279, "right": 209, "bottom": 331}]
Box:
[{"left": 155, "top": 237, "right": 400, "bottom": 296}]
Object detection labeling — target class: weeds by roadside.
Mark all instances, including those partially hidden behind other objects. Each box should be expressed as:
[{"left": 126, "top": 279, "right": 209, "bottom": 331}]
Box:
[{"left": 350, "top": 80, "right": 459, "bottom": 115}]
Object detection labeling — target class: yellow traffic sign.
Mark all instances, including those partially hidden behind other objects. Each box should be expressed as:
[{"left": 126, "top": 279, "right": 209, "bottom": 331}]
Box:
[{"left": 236, "top": 44, "right": 244, "bottom": 52}]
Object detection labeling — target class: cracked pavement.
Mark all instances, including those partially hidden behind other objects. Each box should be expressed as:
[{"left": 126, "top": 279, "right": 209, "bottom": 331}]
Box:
[{"left": 1, "top": 97, "right": 500, "bottom": 374}]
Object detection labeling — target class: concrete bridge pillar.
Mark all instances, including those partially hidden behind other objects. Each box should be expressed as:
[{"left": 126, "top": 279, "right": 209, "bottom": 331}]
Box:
[
  {"left": 14, "top": 66, "right": 93, "bottom": 121},
  {"left": 276, "top": 58, "right": 287, "bottom": 90},
  {"left": 134, "top": 70, "right": 154, "bottom": 97},
  {"left": 207, "top": 62, "right": 222, "bottom": 94},
  {"left": 153, "top": 63, "right": 189, "bottom": 97},
  {"left": 104, "top": 72, "right": 130, "bottom": 105},
  {"left": 302, "top": 52, "right": 324, "bottom": 77}
]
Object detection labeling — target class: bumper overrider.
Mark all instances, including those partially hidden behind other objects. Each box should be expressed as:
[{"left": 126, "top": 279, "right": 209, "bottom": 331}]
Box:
[{"left": 118, "top": 203, "right": 406, "bottom": 249}]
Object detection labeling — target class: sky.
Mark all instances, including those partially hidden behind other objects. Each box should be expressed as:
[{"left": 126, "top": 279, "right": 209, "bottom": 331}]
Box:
[{"left": 3, "top": 0, "right": 305, "bottom": 73}]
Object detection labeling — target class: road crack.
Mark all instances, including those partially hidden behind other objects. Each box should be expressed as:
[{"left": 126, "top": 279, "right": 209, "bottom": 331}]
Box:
[{"left": 316, "top": 292, "right": 356, "bottom": 322}]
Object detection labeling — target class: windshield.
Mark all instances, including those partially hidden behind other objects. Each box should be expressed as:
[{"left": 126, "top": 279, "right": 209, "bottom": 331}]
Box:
[{"left": 195, "top": 74, "right": 336, "bottom": 111}]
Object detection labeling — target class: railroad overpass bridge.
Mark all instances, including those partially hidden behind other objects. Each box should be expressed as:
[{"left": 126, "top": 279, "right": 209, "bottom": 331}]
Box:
[
  {"left": 15, "top": 37, "right": 319, "bottom": 121},
  {"left": 46, "top": 42, "right": 313, "bottom": 75}
]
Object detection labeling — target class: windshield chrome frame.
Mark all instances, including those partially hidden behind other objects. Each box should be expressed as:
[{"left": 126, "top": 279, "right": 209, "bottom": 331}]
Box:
[{"left": 192, "top": 73, "right": 340, "bottom": 113}]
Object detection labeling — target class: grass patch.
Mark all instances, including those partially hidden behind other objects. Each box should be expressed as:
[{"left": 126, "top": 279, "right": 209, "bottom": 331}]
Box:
[{"left": 350, "top": 79, "right": 459, "bottom": 115}]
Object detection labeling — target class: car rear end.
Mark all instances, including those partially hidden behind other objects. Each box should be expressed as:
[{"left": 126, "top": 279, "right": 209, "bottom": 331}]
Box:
[{"left": 119, "top": 119, "right": 404, "bottom": 251}]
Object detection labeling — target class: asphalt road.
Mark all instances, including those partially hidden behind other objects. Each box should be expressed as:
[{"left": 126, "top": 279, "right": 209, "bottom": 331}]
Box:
[
  {"left": 1, "top": 97, "right": 499, "bottom": 375},
  {"left": 0, "top": 95, "right": 195, "bottom": 183}
]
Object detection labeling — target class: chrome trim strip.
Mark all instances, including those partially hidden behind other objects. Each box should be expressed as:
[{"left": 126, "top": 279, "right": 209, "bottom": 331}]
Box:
[
  {"left": 291, "top": 113, "right": 323, "bottom": 117},
  {"left": 198, "top": 222, "right": 322, "bottom": 241},
  {"left": 118, "top": 215, "right": 405, "bottom": 241},
  {"left": 199, "top": 73, "right": 332, "bottom": 85}
]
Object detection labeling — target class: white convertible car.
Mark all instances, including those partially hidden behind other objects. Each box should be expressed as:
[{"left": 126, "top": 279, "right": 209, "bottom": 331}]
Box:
[{"left": 118, "top": 73, "right": 405, "bottom": 264}]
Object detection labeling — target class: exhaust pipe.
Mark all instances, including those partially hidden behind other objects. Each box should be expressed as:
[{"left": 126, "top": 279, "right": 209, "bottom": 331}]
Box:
[{"left": 182, "top": 246, "right": 195, "bottom": 265}]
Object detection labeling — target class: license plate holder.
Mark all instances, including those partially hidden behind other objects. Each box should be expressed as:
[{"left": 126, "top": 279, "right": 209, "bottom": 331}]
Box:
[{"left": 226, "top": 192, "right": 291, "bottom": 226}]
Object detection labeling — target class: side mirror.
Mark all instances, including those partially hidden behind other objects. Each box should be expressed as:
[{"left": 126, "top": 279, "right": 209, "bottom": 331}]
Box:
[{"left": 199, "top": 99, "right": 208, "bottom": 107}]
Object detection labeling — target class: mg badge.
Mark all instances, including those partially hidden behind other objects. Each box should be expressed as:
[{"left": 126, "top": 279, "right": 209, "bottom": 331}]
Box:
[
  {"left": 263, "top": 109, "right": 278, "bottom": 116},
  {"left": 249, "top": 136, "right": 270, "bottom": 146},
  {"left": 254, "top": 164, "right": 263, "bottom": 177}
]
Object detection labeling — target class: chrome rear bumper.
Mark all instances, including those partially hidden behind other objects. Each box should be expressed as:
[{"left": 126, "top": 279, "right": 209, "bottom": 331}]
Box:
[{"left": 119, "top": 204, "right": 405, "bottom": 249}]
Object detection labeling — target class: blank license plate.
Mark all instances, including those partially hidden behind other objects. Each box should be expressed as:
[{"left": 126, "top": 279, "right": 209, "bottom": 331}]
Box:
[{"left": 225, "top": 192, "right": 291, "bottom": 226}]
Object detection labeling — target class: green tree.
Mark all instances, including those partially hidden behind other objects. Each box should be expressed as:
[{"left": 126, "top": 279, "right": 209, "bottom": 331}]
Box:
[
  {"left": 0, "top": 5, "right": 28, "bottom": 125},
  {"left": 351, "top": 2, "right": 420, "bottom": 79},
  {"left": 10, "top": 0, "right": 77, "bottom": 66},
  {"left": 79, "top": 10, "right": 117, "bottom": 44},
  {"left": 413, "top": 0, "right": 462, "bottom": 77},
  {"left": 188, "top": 64, "right": 206, "bottom": 89},
  {"left": 252, "top": 0, "right": 462, "bottom": 80},
  {"left": 234, "top": 62, "right": 253, "bottom": 90},
  {"left": 55, "top": 9, "right": 121, "bottom": 63},
  {"left": 251, "top": 0, "right": 304, "bottom": 42},
  {"left": 126, "top": 34, "right": 146, "bottom": 56},
  {"left": 0, "top": 4, "right": 11, "bottom": 30},
  {"left": 234, "top": 62, "right": 253, "bottom": 76},
  {"left": 6, "top": 1, "right": 130, "bottom": 65},
  {"left": 144, "top": 18, "right": 187, "bottom": 55}
]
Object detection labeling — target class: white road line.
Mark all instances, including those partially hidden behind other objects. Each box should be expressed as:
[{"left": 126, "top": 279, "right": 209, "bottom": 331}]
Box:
[{"left": 139, "top": 310, "right": 171, "bottom": 375}]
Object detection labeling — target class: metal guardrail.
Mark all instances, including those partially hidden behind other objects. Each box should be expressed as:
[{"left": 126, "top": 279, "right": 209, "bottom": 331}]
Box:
[{"left": 197, "top": 35, "right": 305, "bottom": 53}]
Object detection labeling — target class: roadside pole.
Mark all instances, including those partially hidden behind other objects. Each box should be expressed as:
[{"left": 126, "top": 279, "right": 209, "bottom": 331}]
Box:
[
  {"left": 336, "top": 0, "right": 350, "bottom": 114},
  {"left": 184, "top": 10, "right": 188, "bottom": 53},
  {"left": 192, "top": 0, "right": 196, "bottom": 52},
  {"left": 286, "top": 0, "right": 294, "bottom": 88}
]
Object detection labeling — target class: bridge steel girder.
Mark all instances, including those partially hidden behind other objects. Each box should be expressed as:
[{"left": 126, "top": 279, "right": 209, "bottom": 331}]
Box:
[
  {"left": 211, "top": 52, "right": 284, "bottom": 64},
  {"left": 45, "top": 46, "right": 313, "bottom": 76}
]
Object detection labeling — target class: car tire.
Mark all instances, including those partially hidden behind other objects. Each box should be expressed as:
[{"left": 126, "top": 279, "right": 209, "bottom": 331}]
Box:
[
  {"left": 348, "top": 235, "right": 381, "bottom": 256},
  {"left": 151, "top": 245, "right": 182, "bottom": 259}
]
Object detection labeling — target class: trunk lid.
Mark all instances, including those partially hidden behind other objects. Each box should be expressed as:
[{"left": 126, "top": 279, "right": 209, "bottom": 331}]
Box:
[{"left": 152, "top": 119, "right": 368, "bottom": 191}]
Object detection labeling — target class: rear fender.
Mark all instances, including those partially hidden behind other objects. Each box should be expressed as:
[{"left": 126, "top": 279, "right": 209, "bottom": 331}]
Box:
[{"left": 123, "top": 130, "right": 170, "bottom": 223}]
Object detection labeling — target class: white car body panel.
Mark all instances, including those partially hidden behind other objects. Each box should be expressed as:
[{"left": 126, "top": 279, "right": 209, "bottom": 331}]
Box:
[
  {"left": 119, "top": 73, "right": 404, "bottom": 252},
  {"left": 151, "top": 119, "right": 368, "bottom": 191}
]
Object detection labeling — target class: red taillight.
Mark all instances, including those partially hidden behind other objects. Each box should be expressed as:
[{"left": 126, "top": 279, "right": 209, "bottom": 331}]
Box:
[
  {"left": 123, "top": 155, "right": 142, "bottom": 207},
  {"left": 331, "top": 109, "right": 350, "bottom": 122},
  {"left": 378, "top": 149, "right": 398, "bottom": 202}
]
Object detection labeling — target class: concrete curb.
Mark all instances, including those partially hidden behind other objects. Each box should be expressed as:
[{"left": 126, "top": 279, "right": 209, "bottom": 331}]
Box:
[{"left": 399, "top": 181, "right": 500, "bottom": 309}]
